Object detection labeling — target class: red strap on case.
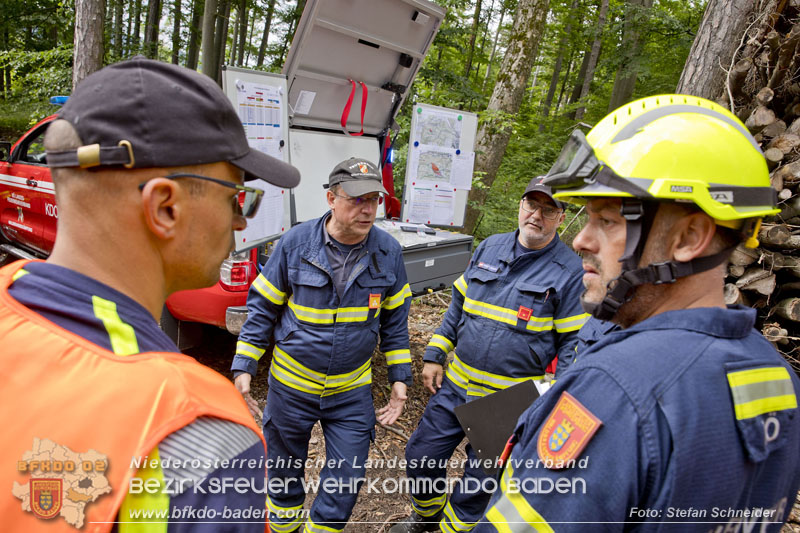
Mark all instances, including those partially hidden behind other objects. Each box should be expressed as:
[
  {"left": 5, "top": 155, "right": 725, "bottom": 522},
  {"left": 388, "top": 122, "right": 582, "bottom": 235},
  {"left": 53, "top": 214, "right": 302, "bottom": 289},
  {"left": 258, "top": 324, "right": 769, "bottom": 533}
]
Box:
[{"left": 341, "top": 79, "right": 368, "bottom": 136}]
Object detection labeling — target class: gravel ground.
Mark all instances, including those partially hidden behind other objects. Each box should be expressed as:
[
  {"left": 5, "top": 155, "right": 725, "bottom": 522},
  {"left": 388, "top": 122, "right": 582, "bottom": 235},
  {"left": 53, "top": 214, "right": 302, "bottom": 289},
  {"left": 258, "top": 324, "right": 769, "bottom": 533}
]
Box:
[{"left": 190, "top": 293, "right": 800, "bottom": 533}]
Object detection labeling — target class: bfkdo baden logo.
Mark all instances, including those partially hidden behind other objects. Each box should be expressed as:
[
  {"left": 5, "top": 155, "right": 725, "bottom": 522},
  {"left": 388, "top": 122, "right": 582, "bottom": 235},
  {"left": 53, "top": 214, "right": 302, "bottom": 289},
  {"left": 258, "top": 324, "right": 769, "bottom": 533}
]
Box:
[
  {"left": 13, "top": 438, "right": 111, "bottom": 528},
  {"left": 31, "top": 478, "right": 63, "bottom": 519}
]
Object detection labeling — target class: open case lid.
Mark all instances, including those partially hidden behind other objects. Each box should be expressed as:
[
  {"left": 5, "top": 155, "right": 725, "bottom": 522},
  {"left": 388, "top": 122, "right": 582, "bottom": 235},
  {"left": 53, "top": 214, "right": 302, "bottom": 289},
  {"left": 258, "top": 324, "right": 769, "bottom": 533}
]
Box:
[{"left": 283, "top": 0, "right": 445, "bottom": 135}]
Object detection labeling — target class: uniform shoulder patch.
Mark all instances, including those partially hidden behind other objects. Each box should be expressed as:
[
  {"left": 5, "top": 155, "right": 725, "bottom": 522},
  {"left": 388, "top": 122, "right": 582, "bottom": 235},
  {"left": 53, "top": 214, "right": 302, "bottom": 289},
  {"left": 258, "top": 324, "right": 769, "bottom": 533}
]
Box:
[{"left": 537, "top": 391, "right": 602, "bottom": 469}]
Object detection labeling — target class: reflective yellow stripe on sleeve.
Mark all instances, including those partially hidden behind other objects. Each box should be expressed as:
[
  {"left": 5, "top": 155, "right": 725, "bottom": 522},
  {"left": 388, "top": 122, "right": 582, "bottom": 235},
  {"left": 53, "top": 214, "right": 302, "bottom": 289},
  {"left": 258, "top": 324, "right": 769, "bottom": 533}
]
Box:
[
  {"left": 252, "top": 273, "right": 287, "bottom": 305},
  {"left": 441, "top": 500, "right": 478, "bottom": 532},
  {"left": 92, "top": 295, "right": 139, "bottom": 355},
  {"left": 236, "top": 341, "right": 266, "bottom": 361},
  {"left": 727, "top": 366, "right": 797, "bottom": 420},
  {"left": 428, "top": 333, "right": 455, "bottom": 354},
  {"left": 554, "top": 313, "right": 591, "bottom": 333},
  {"left": 383, "top": 283, "right": 412, "bottom": 310},
  {"left": 11, "top": 268, "right": 29, "bottom": 282},
  {"left": 384, "top": 349, "right": 412, "bottom": 365},
  {"left": 484, "top": 462, "right": 554, "bottom": 533},
  {"left": 453, "top": 275, "right": 467, "bottom": 297}
]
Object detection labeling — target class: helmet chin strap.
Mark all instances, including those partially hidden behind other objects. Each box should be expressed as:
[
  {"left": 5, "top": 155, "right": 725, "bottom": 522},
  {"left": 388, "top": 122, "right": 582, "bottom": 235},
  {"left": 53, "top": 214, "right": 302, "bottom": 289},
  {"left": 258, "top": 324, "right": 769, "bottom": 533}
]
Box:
[{"left": 583, "top": 199, "right": 736, "bottom": 321}]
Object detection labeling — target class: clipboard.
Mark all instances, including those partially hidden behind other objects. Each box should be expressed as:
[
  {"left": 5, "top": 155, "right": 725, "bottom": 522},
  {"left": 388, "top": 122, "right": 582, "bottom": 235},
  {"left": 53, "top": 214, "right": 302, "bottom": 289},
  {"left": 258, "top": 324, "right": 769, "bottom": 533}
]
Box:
[{"left": 454, "top": 380, "right": 540, "bottom": 476}]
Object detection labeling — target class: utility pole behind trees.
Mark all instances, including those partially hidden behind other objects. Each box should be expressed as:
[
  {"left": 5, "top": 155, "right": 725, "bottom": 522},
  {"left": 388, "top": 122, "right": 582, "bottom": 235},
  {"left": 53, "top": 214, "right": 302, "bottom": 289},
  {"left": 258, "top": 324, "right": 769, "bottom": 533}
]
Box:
[
  {"left": 73, "top": 0, "right": 105, "bottom": 89},
  {"left": 464, "top": 0, "right": 549, "bottom": 234}
]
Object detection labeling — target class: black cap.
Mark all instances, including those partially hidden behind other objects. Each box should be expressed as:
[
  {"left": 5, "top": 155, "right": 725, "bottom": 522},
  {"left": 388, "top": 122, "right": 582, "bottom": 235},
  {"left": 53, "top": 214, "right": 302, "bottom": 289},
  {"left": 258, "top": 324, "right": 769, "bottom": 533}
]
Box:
[
  {"left": 46, "top": 57, "right": 300, "bottom": 188},
  {"left": 325, "top": 158, "right": 388, "bottom": 197},
  {"left": 523, "top": 176, "right": 564, "bottom": 209}
]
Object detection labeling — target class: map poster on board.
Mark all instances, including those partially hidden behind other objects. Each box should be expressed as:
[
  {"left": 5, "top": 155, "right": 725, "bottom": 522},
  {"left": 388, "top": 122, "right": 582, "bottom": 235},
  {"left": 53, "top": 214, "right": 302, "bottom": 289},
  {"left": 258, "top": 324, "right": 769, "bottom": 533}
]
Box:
[{"left": 407, "top": 106, "right": 475, "bottom": 191}]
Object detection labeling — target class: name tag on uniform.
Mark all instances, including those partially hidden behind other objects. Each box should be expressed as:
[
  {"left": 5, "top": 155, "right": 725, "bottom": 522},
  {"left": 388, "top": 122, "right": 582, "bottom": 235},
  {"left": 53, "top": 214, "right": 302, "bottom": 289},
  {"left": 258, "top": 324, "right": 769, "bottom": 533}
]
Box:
[
  {"left": 369, "top": 294, "right": 381, "bottom": 309},
  {"left": 477, "top": 261, "right": 499, "bottom": 273},
  {"left": 517, "top": 306, "right": 532, "bottom": 321}
]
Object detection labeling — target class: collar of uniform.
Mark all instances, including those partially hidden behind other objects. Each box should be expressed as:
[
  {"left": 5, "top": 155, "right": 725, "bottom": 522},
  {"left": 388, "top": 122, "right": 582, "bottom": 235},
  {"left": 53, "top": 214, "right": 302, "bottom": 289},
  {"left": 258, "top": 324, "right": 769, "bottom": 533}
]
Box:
[
  {"left": 499, "top": 230, "right": 560, "bottom": 264},
  {"left": 321, "top": 212, "right": 366, "bottom": 253},
  {"left": 616, "top": 305, "right": 757, "bottom": 340}
]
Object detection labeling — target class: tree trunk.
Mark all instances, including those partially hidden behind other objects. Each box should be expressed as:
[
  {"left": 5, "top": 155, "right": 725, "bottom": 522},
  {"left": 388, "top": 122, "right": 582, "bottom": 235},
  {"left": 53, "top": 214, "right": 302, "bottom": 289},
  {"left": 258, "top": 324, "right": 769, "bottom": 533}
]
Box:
[
  {"left": 277, "top": 0, "right": 305, "bottom": 68},
  {"left": 114, "top": 0, "right": 124, "bottom": 58},
  {"left": 482, "top": 0, "right": 507, "bottom": 90},
  {"left": 236, "top": 0, "right": 248, "bottom": 65},
  {"left": 213, "top": 0, "right": 231, "bottom": 80},
  {"left": 575, "top": 0, "right": 609, "bottom": 121},
  {"left": 473, "top": 0, "right": 495, "bottom": 82},
  {"left": 539, "top": 0, "right": 579, "bottom": 132},
  {"left": 143, "top": 0, "right": 162, "bottom": 58},
  {"left": 245, "top": 8, "right": 255, "bottom": 64},
  {"left": 608, "top": 0, "right": 654, "bottom": 111},
  {"left": 171, "top": 0, "right": 181, "bottom": 64},
  {"left": 132, "top": 0, "right": 143, "bottom": 53},
  {"left": 186, "top": 0, "right": 203, "bottom": 69},
  {"left": 464, "top": 0, "right": 549, "bottom": 234},
  {"left": 675, "top": 0, "right": 761, "bottom": 101},
  {"left": 256, "top": 0, "right": 276, "bottom": 67},
  {"left": 73, "top": 0, "right": 105, "bottom": 89},
  {"left": 555, "top": 45, "right": 575, "bottom": 113},
  {"left": 229, "top": 6, "right": 239, "bottom": 64},
  {"left": 464, "top": 0, "right": 483, "bottom": 77},
  {"left": 200, "top": 0, "right": 218, "bottom": 78}
]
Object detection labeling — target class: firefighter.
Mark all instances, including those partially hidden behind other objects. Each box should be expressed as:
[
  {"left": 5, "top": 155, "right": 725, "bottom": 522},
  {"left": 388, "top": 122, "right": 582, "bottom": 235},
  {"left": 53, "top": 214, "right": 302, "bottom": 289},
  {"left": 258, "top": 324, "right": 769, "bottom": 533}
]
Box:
[
  {"left": 0, "top": 57, "right": 301, "bottom": 531},
  {"left": 574, "top": 317, "right": 617, "bottom": 357},
  {"left": 231, "top": 158, "right": 413, "bottom": 533},
  {"left": 390, "top": 179, "right": 589, "bottom": 533},
  {"left": 475, "top": 94, "right": 800, "bottom": 532}
]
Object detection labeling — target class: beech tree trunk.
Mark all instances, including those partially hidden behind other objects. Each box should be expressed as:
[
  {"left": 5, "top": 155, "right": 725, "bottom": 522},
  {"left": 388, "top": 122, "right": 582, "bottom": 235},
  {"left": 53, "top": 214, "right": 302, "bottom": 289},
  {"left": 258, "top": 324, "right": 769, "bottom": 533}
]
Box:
[
  {"left": 186, "top": 0, "right": 203, "bottom": 69},
  {"left": 464, "top": 0, "right": 549, "bottom": 234},
  {"left": 200, "top": 0, "right": 218, "bottom": 78},
  {"left": 464, "top": 0, "right": 483, "bottom": 77},
  {"left": 236, "top": 0, "right": 248, "bottom": 66},
  {"left": 73, "top": 0, "right": 105, "bottom": 89},
  {"left": 114, "top": 0, "right": 123, "bottom": 58},
  {"left": 482, "top": 2, "right": 507, "bottom": 90},
  {"left": 539, "top": 0, "right": 578, "bottom": 132}
]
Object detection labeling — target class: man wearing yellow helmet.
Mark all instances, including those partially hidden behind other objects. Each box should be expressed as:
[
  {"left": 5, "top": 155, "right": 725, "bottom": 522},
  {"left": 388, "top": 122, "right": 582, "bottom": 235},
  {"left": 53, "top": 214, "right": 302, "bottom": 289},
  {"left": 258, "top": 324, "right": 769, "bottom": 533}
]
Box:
[{"left": 473, "top": 95, "right": 800, "bottom": 531}]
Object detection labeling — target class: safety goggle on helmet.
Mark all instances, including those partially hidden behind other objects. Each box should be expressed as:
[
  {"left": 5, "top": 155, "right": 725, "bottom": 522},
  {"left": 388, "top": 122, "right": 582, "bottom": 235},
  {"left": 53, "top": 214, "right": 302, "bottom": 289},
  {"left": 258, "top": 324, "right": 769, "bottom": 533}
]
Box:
[{"left": 544, "top": 94, "right": 779, "bottom": 244}]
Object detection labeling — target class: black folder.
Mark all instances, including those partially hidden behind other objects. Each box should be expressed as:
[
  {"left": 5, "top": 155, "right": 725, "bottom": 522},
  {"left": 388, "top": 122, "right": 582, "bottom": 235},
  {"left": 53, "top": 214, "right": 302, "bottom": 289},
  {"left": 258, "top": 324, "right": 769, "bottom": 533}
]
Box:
[{"left": 454, "top": 380, "right": 540, "bottom": 476}]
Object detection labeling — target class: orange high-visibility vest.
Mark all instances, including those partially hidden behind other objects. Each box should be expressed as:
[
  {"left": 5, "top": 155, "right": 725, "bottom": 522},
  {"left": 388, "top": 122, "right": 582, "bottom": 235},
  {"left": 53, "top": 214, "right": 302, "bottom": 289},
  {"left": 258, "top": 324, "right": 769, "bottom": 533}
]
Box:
[{"left": 0, "top": 260, "right": 266, "bottom": 532}]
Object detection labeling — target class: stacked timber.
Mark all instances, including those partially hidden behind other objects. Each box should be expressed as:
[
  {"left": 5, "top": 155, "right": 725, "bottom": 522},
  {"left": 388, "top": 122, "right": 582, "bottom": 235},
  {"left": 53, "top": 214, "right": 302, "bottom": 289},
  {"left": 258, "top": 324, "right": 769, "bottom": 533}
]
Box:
[{"left": 718, "top": 2, "right": 800, "bottom": 375}]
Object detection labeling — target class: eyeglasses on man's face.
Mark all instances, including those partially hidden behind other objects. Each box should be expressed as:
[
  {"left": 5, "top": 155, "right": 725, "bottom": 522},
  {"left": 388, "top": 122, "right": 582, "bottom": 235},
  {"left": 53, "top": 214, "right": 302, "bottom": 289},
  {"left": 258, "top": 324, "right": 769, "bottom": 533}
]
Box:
[
  {"left": 138, "top": 173, "right": 265, "bottom": 218},
  {"left": 520, "top": 197, "right": 561, "bottom": 220},
  {"left": 332, "top": 192, "right": 384, "bottom": 206}
]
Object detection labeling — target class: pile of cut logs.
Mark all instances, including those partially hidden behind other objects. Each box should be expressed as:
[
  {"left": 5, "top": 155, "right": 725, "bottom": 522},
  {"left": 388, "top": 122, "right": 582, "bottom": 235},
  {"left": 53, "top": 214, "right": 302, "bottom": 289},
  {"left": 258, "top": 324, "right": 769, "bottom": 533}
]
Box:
[{"left": 720, "top": 3, "right": 800, "bottom": 375}]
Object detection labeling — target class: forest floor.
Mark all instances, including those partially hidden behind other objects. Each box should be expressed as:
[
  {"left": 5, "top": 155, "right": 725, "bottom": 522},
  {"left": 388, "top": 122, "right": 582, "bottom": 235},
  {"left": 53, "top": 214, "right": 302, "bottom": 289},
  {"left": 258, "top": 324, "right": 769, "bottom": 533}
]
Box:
[{"left": 195, "top": 293, "right": 800, "bottom": 532}]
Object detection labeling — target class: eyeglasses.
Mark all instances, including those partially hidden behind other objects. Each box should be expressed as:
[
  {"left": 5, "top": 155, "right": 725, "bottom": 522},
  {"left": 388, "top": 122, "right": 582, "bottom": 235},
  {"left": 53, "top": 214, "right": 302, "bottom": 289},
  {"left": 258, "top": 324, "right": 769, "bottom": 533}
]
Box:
[
  {"left": 520, "top": 198, "right": 561, "bottom": 219},
  {"left": 332, "top": 192, "right": 383, "bottom": 206},
  {"left": 138, "top": 173, "right": 265, "bottom": 218}
]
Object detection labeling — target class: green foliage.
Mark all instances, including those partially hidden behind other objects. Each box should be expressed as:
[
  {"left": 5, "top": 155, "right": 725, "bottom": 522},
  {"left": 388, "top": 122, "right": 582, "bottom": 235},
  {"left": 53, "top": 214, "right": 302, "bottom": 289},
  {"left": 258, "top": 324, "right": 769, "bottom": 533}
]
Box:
[{"left": 0, "top": 46, "right": 73, "bottom": 135}]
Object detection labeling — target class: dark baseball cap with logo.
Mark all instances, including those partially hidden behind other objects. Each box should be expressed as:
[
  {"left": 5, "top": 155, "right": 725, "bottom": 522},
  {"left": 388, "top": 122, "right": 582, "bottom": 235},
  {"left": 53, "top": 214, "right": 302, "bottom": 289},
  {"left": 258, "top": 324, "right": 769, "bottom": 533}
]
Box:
[
  {"left": 46, "top": 56, "right": 300, "bottom": 188},
  {"left": 325, "top": 158, "right": 388, "bottom": 197},
  {"left": 522, "top": 176, "right": 564, "bottom": 209}
]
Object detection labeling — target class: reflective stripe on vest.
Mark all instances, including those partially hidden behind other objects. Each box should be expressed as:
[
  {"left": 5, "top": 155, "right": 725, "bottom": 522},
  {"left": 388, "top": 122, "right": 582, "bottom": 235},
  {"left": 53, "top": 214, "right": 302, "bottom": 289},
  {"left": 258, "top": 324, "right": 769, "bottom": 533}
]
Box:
[
  {"left": 270, "top": 346, "right": 372, "bottom": 397},
  {"left": 485, "top": 462, "right": 554, "bottom": 532},
  {"left": 287, "top": 295, "right": 370, "bottom": 324},
  {"left": 727, "top": 366, "right": 797, "bottom": 420},
  {"left": 0, "top": 260, "right": 264, "bottom": 533},
  {"left": 446, "top": 352, "right": 543, "bottom": 398}
]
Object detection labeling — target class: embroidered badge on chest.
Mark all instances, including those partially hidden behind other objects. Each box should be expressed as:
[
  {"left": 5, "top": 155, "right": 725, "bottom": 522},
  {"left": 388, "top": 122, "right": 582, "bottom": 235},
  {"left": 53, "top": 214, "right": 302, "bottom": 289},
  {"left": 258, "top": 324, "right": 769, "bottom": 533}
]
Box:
[
  {"left": 369, "top": 294, "right": 381, "bottom": 309},
  {"left": 476, "top": 261, "right": 499, "bottom": 273},
  {"left": 537, "top": 391, "right": 602, "bottom": 469},
  {"left": 517, "top": 305, "right": 532, "bottom": 321}
]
